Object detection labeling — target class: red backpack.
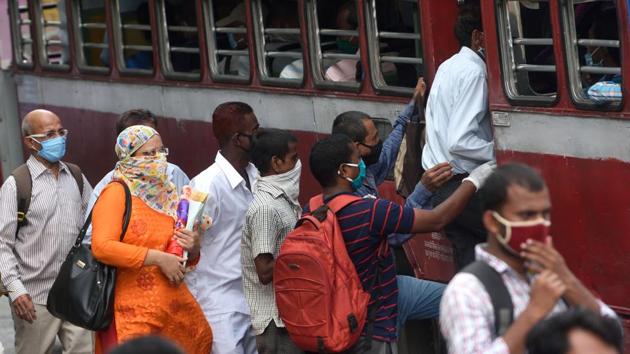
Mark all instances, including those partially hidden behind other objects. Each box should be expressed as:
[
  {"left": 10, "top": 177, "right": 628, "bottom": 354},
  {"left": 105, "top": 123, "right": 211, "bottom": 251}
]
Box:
[{"left": 274, "top": 194, "right": 372, "bottom": 353}]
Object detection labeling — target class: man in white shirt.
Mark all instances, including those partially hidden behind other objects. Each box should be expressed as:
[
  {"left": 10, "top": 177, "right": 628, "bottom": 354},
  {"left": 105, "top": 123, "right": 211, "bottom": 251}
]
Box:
[
  {"left": 188, "top": 102, "right": 260, "bottom": 354},
  {"left": 83, "top": 109, "right": 189, "bottom": 243},
  {"left": 422, "top": 6, "right": 495, "bottom": 270}
]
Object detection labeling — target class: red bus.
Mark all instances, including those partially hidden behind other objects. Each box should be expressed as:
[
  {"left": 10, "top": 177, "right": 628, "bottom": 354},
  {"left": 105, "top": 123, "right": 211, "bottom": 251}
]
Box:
[{"left": 1, "top": 0, "right": 628, "bottom": 351}]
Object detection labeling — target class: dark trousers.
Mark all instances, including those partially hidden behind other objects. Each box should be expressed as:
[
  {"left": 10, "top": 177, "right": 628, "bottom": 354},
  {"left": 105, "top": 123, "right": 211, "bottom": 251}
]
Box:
[
  {"left": 256, "top": 322, "right": 304, "bottom": 354},
  {"left": 431, "top": 175, "right": 487, "bottom": 271}
]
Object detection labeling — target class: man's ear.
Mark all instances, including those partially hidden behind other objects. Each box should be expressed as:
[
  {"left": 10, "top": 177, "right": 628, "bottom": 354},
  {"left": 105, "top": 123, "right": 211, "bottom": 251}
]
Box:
[
  {"left": 482, "top": 210, "right": 500, "bottom": 237},
  {"left": 23, "top": 136, "right": 36, "bottom": 152},
  {"left": 270, "top": 155, "right": 282, "bottom": 174}
]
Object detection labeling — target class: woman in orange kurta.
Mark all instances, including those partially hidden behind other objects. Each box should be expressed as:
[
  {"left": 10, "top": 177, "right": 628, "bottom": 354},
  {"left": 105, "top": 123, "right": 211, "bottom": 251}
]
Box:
[{"left": 92, "top": 125, "right": 212, "bottom": 354}]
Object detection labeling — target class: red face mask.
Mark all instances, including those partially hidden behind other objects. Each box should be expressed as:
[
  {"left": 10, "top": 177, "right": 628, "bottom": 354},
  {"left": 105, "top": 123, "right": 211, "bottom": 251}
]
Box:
[{"left": 492, "top": 212, "right": 551, "bottom": 256}]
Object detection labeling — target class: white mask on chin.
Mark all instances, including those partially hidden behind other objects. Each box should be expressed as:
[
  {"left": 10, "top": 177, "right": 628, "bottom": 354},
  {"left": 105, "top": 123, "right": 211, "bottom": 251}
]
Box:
[{"left": 258, "top": 159, "right": 302, "bottom": 208}]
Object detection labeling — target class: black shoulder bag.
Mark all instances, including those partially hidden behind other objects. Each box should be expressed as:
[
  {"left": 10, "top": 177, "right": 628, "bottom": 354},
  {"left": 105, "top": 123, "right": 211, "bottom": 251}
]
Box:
[{"left": 47, "top": 180, "right": 132, "bottom": 331}]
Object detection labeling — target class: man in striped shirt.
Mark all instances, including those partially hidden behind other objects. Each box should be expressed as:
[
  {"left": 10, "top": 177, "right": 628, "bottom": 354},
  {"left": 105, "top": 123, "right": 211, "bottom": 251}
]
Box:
[
  {"left": 305, "top": 135, "right": 493, "bottom": 353},
  {"left": 0, "top": 110, "right": 93, "bottom": 354}
]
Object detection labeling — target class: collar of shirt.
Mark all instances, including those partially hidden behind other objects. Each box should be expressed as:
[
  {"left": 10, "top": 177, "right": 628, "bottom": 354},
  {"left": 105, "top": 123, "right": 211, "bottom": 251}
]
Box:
[
  {"left": 27, "top": 155, "right": 70, "bottom": 179},
  {"left": 459, "top": 46, "right": 486, "bottom": 70},
  {"left": 215, "top": 151, "right": 258, "bottom": 190},
  {"left": 475, "top": 243, "right": 515, "bottom": 276},
  {"left": 255, "top": 180, "right": 284, "bottom": 199}
]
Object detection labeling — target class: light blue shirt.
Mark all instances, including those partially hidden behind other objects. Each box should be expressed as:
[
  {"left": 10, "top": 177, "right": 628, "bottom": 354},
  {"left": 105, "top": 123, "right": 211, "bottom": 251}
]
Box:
[
  {"left": 422, "top": 46, "right": 495, "bottom": 174},
  {"left": 82, "top": 162, "right": 190, "bottom": 243}
]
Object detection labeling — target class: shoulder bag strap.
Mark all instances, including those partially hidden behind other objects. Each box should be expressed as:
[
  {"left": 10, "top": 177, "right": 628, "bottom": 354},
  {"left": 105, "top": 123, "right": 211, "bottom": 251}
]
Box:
[
  {"left": 11, "top": 164, "right": 32, "bottom": 231},
  {"left": 74, "top": 180, "right": 132, "bottom": 247},
  {"left": 461, "top": 261, "right": 514, "bottom": 336},
  {"left": 64, "top": 162, "right": 84, "bottom": 196}
]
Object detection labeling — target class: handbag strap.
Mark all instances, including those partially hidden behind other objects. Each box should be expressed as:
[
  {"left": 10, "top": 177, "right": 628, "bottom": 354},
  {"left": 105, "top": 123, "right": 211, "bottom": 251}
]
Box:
[{"left": 74, "top": 180, "right": 132, "bottom": 247}]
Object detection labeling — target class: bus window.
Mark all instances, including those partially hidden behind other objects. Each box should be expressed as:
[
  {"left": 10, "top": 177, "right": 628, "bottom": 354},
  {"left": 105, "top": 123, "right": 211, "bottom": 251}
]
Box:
[
  {"left": 365, "top": 0, "right": 423, "bottom": 95},
  {"left": 561, "top": 0, "right": 622, "bottom": 107},
  {"left": 35, "top": 0, "right": 70, "bottom": 70},
  {"left": 496, "top": 0, "right": 557, "bottom": 103},
  {"left": 306, "top": 0, "right": 361, "bottom": 91},
  {"left": 156, "top": 0, "right": 201, "bottom": 80},
  {"left": 9, "top": 0, "right": 33, "bottom": 68},
  {"left": 202, "top": 0, "right": 250, "bottom": 83},
  {"left": 252, "top": 0, "right": 304, "bottom": 86},
  {"left": 72, "top": 0, "right": 109, "bottom": 73},
  {"left": 111, "top": 0, "right": 154, "bottom": 75}
]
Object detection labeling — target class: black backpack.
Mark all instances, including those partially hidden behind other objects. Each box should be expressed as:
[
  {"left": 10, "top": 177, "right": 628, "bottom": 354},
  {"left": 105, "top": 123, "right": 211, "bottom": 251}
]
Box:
[{"left": 461, "top": 261, "right": 515, "bottom": 336}]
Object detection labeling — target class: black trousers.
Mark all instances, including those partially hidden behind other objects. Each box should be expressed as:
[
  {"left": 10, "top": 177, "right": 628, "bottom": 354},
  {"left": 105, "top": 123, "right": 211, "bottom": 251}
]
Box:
[{"left": 431, "top": 175, "right": 487, "bottom": 271}]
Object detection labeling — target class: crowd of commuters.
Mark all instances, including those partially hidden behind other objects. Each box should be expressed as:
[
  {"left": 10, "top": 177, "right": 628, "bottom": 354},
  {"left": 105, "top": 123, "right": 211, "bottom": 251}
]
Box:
[{"left": 0, "top": 5, "right": 623, "bottom": 354}]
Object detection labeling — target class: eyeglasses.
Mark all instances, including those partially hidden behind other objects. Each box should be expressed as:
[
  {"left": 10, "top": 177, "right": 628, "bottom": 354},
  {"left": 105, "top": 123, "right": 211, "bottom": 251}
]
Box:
[
  {"left": 27, "top": 128, "right": 69, "bottom": 141},
  {"left": 139, "top": 147, "right": 169, "bottom": 157}
]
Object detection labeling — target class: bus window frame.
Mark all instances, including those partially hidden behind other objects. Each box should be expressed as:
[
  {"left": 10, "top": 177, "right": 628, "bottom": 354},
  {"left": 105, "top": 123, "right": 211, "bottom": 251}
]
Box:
[
  {"left": 494, "top": 0, "right": 558, "bottom": 106},
  {"left": 201, "top": 0, "right": 251, "bottom": 84},
  {"left": 155, "top": 0, "right": 201, "bottom": 81},
  {"left": 34, "top": 0, "right": 70, "bottom": 72},
  {"left": 9, "top": 0, "right": 34, "bottom": 69},
  {"left": 364, "top": 0, "right": 424, "bottom": 96},
  {"left": 251, "top": 0, "right": 304, "bottom": 88},
  {"left": 304, "top": 0, "right": 361, "bottom": 92},
  {"left": 110, "top": 0, "right": 155, "bottom": 77},
  {"left": 71, "top": 0, "right": 110, "bottom": 75},
  {"left": 559, "top": 0, "right": 624, "bottom": 111}
]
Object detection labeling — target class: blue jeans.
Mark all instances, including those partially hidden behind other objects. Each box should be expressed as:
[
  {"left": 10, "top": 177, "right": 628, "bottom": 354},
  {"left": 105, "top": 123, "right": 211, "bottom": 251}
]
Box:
[{"left": 396, "top": 275, "right": 445, "bottom": 334}]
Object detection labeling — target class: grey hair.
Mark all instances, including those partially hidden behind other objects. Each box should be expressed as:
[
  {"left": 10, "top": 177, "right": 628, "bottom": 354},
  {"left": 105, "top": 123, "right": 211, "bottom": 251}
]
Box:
[{"left": 21, "top": 118, "right": 33, "bottom": 137}]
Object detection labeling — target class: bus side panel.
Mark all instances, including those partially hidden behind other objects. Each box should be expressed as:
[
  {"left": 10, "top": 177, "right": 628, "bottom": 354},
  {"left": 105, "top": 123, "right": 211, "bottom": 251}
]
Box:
[{"left": 497, "top": 150, "right": 630, "bottom": 313}]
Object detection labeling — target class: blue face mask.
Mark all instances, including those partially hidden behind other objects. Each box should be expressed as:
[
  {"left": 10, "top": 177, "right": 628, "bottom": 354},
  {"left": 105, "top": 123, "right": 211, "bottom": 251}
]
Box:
[
  {"left": 33, "top": 136, "right": 67, "bottom": 163},
  {"left": 339, "top": 159, "right": 366, "bottom": 190}
]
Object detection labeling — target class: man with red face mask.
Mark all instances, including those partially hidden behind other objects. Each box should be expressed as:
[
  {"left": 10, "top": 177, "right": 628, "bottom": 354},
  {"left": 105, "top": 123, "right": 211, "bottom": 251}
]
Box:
[{"left": 439, "top": 163, "right": 618, "bottom": 354}]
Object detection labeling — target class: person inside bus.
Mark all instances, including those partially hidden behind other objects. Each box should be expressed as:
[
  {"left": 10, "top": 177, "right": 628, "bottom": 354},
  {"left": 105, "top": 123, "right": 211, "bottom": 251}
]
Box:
[
  {"left": 439, "top": 163, "right": 618, "bottom": 354},
  {"left": 325, "top": 0, "right": 361, "bottom": 82},
  {"left": 422, "top": 5, "right": 495, "bottom": 271},
  {"left": 526, "top": 308, "right": 623, "bottom": 354},
  {"left": 585, "top": 8, "right": 622, "bottom": 103},
  {"left": 303, "top": 134, "right": 494, "bottom": 354},
  {"left": 83, "top": 109, "right": 190, "bottom": 243},
  {"left": 125, "top": 2, "right": 153, "bottom": 70},
  {"left": 241, "top": 129, "right": 304, "bottom": 354},
  {"left": 187, "top": 102, "right": 260, "bottom": 354},
  {"left": 215, "top": 2, "right": 251, "bottom": 77}
]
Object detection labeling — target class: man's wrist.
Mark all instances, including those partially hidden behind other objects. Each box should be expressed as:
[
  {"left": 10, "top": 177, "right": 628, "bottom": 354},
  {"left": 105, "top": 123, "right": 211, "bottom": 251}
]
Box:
[{"left": 7, "top": 280, "right": 28, "bottom": 303}]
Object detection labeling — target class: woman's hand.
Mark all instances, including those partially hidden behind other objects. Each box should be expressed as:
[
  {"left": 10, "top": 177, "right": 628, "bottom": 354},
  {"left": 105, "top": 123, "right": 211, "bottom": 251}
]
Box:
[
  {"left": 174, "top": 228, "right": 201, "bottom": 258},
  {"left": 146, "top": 250, "right": 185, "bottom": 286}
]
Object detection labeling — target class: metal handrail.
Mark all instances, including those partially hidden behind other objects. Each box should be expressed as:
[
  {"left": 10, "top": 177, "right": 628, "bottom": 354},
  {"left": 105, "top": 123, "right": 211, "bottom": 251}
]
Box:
[
  {"left": 214, "top": 27, "right": 247, "bottom": 34},
  {"left": 44, "top": 20, "right": 61, "bottom": 26},
  {"left": 167, "top": 25, "right": 198, "bottom": 33},
  {"left": 122, "top": 44, "right": 153, "bottom": 51},
  {"left": 81, "top": 23, "right": 106, "bottom": 29},
  {"left": 380, "top": 56, "right": 422, "bottom": 64},
  {"left": 265, "top": 51, "right": 302, "bottom": 59},
  {"left": 122, "top": 24, "right": 151, "bottom": 31},
  {"left": 170, "top": 46, "right": 200, "bottom": 54},
  {"left": 580, "top": 66, "right": 621, "bottom": 75},
  {"left": 378, "top": 31, "right": 420, "bottom": 40},
  {"left": 82, "top": 42, "right": 108, "bottom": 49},
  {"left": 577, "top": 39, "right": 620, "bottom": 48},
  {"left": 319, "top": 29, "right": 358, "bottom": 37},
  {"left": 264, "top": 28, "right": 301, "bottom": 35},
  {"left": 515, "top": 64, "right": 556, "bottom": 72},
  {"left": 513, "top": 38, "right": 553, "bottom": 45},
  {"left": 215, "top": 49, "right": 249, "bottom": 56},
  {"left": 323, "top": 52, "right": 359, "bottom": 60}
]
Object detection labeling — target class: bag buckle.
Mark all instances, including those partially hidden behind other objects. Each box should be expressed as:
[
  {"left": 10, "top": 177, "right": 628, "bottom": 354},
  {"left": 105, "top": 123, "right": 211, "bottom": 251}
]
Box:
[{"left": 17, "top": 212, "right": 26, "bottom": 223}]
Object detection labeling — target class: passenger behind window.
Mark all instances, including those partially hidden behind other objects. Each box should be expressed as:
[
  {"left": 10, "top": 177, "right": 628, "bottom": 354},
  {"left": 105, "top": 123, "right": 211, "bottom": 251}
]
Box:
[
  {"left": 215, "top": 2, "right": 250, "bottom": 77},
  {"left": 262, "top": 0, "right": 302, "bottom": 78},
  {"left": 585, "top": 8, "right": 622, "bottom": 103},
  {"left": 325, "top": 1, "right": 360, "bottom": 82},
  {"left": 125, "top": 2, "right": 153, "bottom": 70},
  {"left": 167, "top": 0, "right": 201, "bottom": 73}
]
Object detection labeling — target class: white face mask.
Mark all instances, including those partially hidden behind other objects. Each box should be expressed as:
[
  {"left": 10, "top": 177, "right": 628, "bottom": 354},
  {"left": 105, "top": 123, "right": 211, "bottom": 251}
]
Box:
[{"left": 258, "top": 159, "right": 302, "bottom": 207}]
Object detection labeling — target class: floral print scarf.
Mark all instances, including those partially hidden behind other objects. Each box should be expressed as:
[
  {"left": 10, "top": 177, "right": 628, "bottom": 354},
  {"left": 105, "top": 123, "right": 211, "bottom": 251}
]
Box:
[{"left": 113, "top": 125, "right": 178, "bottom": 220}]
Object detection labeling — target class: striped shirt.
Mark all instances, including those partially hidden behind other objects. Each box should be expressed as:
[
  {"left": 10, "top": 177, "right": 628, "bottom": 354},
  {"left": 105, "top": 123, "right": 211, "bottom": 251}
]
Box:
[
  {"left": 304, "top": 194, "right": 415, "bottom": 342},
  {"left": 0, "top": 156, "right": 92, "bottom": 304},
  {"left": 241, "top": 181, "right": 301, "bottom": 334}
]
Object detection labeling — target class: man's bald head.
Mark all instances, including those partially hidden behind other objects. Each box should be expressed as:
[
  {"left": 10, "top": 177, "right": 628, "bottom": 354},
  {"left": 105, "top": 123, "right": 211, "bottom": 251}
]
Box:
[{"left": 22, "top": 109, "right": 62, "bottom": 137}]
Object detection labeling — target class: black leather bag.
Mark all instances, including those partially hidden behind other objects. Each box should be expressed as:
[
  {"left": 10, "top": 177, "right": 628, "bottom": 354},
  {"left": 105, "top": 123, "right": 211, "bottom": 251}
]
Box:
[{"left": 47, "top": 180, "right": 131, "bottom": 331}]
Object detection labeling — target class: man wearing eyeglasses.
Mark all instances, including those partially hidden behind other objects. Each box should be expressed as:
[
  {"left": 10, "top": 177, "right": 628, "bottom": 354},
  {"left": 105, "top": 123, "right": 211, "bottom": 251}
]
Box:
[{"left": 0, "top": 109, "right": 94, "bottom": 354}]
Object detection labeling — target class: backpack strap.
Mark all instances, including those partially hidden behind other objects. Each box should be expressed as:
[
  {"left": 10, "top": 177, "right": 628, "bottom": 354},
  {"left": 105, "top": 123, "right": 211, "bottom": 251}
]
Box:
[
  {"left": 64, "top": 162, "right": 84, "bottom": 197},
  {"left": 11, "top": 164, "right": 32, "bottom": 230},
  {"left": 461, "top": 261, "right": 514, "bottom": 337}
]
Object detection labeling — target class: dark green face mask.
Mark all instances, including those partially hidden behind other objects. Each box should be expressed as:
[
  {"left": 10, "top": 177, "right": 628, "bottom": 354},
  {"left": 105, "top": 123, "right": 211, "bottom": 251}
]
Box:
[{"left": 337, "top": 39, "right": 358, "bottom": 54}]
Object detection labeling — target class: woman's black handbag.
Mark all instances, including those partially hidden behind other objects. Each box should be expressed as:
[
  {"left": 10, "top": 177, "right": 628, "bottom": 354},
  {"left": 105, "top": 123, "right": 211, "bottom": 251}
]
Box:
[{"left": 47, "top": 180, "right": 132, "bottom": 331}]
